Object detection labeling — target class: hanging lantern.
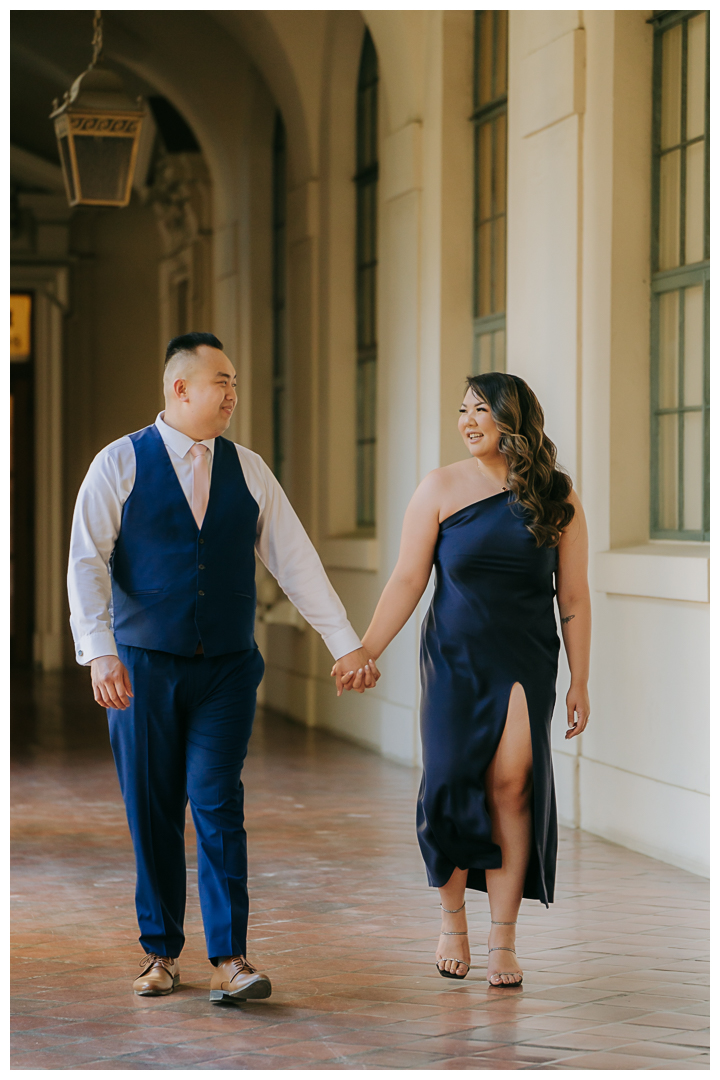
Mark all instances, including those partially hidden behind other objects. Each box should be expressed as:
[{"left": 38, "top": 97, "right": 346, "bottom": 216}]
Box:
[{"left": 50, "top": 11, "right": 144, "bottom": 208}]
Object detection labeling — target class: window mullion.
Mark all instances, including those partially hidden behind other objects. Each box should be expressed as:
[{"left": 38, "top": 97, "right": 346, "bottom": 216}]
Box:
[
  {"left": 490, "top": 117, "right": 496, "bottom": 315},
  {"left": 703, "top": 277, "right": 710, "bottom": 536},
  {"left": 355, "top": 30, "right": 379, "bottom": 531},
  {"left": 677, "top": 288, "right": 686, "bottom": 530},
  {"left": 704, "top": 15, "right": 710, "bottom": 262},
  {"left": 679, "top": 19, "right": 688, "bottom": 267}
]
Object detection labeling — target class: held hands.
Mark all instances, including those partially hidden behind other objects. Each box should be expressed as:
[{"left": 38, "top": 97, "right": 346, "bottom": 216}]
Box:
[
  {"left": 91, "top": 655, "right": 134, "bottom": 710},
  {"left": 565, "top": 682, "right": 590, "bottom": 739},
  {"left": 330, "top": 647, "right": 381, "bottom": 697}
]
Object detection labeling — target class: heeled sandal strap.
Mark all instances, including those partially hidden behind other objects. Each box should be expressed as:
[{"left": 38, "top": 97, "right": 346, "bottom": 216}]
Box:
[
  {"left": 440, "top": 929, "right": 467, "bottom": 936},
  {"left": 491, "top": 920, "right": 517, "bottom": 925},
  {"left": 488, "top": 946, "right": 516, "bottom": 954},
  {"left": 440, "top": 901, "right": 466, "bottom": 913},
  {"left": 438, "top": 958, "right": 471, "bottom": 968}
]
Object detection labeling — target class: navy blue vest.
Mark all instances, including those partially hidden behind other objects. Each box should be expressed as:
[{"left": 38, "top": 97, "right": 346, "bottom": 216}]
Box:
[{"left": 111, "top": 425, "right": 260, "bottom": 657}]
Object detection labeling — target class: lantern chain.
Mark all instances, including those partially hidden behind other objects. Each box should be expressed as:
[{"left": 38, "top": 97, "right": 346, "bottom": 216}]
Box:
[{"left": 92, "top": 10, "right": 103, "bottom": 66}]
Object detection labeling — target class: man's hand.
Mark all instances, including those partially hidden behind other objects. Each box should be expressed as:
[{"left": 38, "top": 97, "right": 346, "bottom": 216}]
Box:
[
  {"left": 91, "top": 655, "right": 134, "bottom": 710},
  {"left": 330, "top": 648, "right": 381, "bottom": 697}
]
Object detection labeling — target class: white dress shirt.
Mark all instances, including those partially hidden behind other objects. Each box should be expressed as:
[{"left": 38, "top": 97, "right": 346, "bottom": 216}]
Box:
[{"left": 68, "top": 413, "right": 362, "bottom": 664}]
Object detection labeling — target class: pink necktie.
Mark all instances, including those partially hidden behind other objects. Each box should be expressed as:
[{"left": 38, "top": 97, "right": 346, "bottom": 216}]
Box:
[{"left": 189, "top": 443, "right": 210, "bottom": 528}]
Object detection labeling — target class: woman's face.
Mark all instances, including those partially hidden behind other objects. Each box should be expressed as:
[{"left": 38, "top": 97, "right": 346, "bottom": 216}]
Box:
[{"left": 458, "top": 389, "right": 502, "bottom": 460}]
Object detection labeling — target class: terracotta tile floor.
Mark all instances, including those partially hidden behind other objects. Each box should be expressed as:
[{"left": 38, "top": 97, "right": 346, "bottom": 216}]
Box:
[{"left": 11, "top": 670, "right": 709, "bottom": 1070}]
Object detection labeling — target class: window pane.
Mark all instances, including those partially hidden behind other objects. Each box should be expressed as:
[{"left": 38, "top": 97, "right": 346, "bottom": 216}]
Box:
[
  {"left": 357, "top": 267, "right": 376, "bottom": 349},
  {"left": 661, "top": 24, "right": 682, "bottom": 149},
  {"left": 477, "top": 122, "right": 492, "bottom": 221},
  {"left": 658, "top": 149, "right": 681, "bottom": 270},
  {"left": 357, "top": 357, "right": 377, "bottom": 441},
  {"left": 657, "top": 413, "right": 678, "bottom": 530},
  {"left": 495, "top": 11, "right": 508, "bottom": 98},
  {"left": 273, "top": 312, "right": 286, "bottom": 381},
  {"left": 356, "top": 441, "right": 375, "bottom": 528},
  {"left": 683, "top": 284, "right": 704, "bottom": 407},
  {"left": 478, "top": 332, "right": 492, "bottom": 374},
  {"left": 682, "top": 410, "right": 703, "bottom": 531},
  {"left": 686, "top": 13, "right": 707, "bottom": 142},
  {"left": 685, "top": 139, "right": 705, "bottom": 265},
  {"left": 355, "top": 30, "right": 378, "bottom": 531},
  {"left": 493, "top": 216, "right": 506, "bottom": 313},
  {"left": 478, "top": 11, "right": 494, "bottom": 107},
  {"left": 357, "top": 183, "right": 376, "bottom": 264},
  {"left": 492, "top": 328, "right": 506, "bottom": 372},
  {"left": 494, "top": 112, "right": 507, "bottom": 215},
  {"left": 658, "top": 290, "right": 679, "bottom": 408},
  {"left": 357, "top": 85, "right": 378, "bottom": 170},
  {"left": 477, "top": 220, "right": 492, "bottom": 317}
]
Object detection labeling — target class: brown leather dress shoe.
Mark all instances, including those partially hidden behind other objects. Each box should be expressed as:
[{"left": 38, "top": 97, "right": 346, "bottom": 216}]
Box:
[
  {"left": 209, "top": 956, "right": 272, "bottom": 1003},
  {"left": 132, "top": 954, "right": 180, "bottom": 996}
]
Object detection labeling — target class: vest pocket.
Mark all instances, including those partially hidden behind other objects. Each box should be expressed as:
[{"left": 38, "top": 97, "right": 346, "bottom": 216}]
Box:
[
  {"left": 234, "top": 592, "right": 252, "bottom": 599},
  {"left": 128, "top": 588, "right": 164, "bottom": 596}
]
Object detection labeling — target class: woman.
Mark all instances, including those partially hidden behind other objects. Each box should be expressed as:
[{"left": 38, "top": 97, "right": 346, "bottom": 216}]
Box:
[{"left": 338, "top": 372, "right": 590, "bottom": 987}]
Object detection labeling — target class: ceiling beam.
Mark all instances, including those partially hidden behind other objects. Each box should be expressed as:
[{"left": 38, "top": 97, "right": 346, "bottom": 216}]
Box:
[{"left": 11, "top": 144, "right": 65, "bottom": 193}]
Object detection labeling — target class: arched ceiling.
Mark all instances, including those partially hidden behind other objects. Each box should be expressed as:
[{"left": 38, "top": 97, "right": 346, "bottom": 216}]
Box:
[
  {"left": 10, "top": 9, "right": 320, "bottom": 196},
  {"left": 11, "top": 9, "right": 429, "bottom": 199}
]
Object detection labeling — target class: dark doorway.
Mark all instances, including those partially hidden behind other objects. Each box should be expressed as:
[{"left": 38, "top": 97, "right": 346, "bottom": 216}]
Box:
[{"left": 10, "top": 292, "right": 35, "bottom": 667}]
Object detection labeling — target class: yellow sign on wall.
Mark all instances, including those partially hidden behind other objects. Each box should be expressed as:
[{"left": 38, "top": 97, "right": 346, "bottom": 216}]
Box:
[{"left": 11, "top": 294, "right": 32, "bottom": 363}]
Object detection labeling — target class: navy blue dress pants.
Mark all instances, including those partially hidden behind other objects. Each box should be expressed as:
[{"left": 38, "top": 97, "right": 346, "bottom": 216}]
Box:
[{"left": 107, "top": 644, "right": 264, "bottom": 961}]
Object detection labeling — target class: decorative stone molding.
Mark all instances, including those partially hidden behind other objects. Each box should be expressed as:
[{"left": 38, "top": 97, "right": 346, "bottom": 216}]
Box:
[
  {"left": 147, "top": 150, "right": 211, "bottom": 257},
  {"left": 595, "top": 544, "right": 710, "bottom": 603}
]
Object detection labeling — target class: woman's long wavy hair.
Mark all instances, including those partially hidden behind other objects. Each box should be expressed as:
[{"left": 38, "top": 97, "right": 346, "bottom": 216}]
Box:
[{"left": 466, "top": 372, "right": 574, "bottom": 547}]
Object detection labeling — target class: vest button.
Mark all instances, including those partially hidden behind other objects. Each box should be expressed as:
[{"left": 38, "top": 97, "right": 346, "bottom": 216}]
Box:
[
  {"left": 198, "top": 564, "right": 205, "bottom": 570},
  {"left": 199, "top": 538, "right": 205, "bottom": 544},
  {"left": 198, "top": 590, "right": 205, "bottom": 596}
]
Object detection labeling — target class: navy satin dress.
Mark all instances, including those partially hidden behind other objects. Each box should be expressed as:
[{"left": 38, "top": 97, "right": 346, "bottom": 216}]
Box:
[{"left": 417, "top": 491, "right": 560, "bottom": 906}]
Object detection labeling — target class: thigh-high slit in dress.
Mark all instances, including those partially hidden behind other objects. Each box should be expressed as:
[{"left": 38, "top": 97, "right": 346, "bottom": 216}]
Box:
[{"left": 417, "top": 491, "right": 560, "bottom": 906}]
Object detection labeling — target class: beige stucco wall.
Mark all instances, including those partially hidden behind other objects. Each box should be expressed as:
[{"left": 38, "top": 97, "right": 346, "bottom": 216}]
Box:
[{"left": 261, "top": 9, "right": 709, "bottom": 877}]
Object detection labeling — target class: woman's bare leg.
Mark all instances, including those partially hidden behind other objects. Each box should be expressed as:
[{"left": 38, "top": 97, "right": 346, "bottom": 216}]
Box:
[
  {"left": 484, "top": 682, "right": 533, "bottom": 985},
  {"left": 436, "top": 867, "right": 470, "bottom": 976}
]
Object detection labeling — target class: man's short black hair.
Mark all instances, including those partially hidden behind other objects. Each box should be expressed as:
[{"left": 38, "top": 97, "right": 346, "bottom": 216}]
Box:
[{"left": 164, "top": 332, "right": 224, "bottom": 366}]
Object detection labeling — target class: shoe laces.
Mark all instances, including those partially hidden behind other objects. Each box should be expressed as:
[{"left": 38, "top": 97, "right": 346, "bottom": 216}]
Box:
[
  {"left": 139, "top": 953, "right": 174, "bottom": 973},
  {"left": 226, "top": 955, "right": 256, "bottom": 978}
]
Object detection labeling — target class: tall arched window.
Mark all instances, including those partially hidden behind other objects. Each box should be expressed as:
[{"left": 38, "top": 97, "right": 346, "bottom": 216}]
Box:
[
  {"left": 354, "top": 30, "right": 379, "bottom": 531},
  {"left": 272, "top": 112, "right": 287, "bottom": 484},
  {"left": 650, "top": 11, "right": 709, "bottom": 539},
  {"left": 472, "top": 11, "right": 508, "bottom": 374}
]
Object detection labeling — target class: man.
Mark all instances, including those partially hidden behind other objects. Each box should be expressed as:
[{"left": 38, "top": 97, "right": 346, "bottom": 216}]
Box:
[{"left": 68, "top": 332, "right": 379, "bottom": 1003}]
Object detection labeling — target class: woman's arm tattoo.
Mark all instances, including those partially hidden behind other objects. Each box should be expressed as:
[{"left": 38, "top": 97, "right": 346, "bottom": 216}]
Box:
[{"left": 561, "top": 614, "right": 575, "bottom": 625}]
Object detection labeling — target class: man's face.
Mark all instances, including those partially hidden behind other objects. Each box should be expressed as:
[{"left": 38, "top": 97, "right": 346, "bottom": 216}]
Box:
[{"left": 166, "top": 346, "right": 237, "bottom": 439}]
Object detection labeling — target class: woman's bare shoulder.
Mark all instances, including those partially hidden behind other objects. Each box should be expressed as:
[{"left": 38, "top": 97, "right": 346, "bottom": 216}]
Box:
[{"left": 416, "top": 461, "right": 470, "bottom": 498}]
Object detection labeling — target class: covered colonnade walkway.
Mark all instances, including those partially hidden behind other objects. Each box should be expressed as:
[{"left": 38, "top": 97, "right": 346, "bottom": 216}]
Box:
[{"left": 10, "top": 7, "right": 709, "bottom": 1071}]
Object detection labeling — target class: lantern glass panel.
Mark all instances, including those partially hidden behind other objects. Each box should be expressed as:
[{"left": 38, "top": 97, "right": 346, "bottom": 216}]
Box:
[
  {"left": 74, "top": 135, "right": 134, "bottom": 203},
  {"left": 58, "top": 135, "right": 77, "bottom": 203}
]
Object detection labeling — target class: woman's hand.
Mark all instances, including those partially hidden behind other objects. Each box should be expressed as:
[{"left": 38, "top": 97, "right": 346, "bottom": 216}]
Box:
[
  {"left": 330, "top": 649, "right": 381, "bottom": 696},
  {"left": 565, "top": 682, "right": 590, "bottom": 739}
]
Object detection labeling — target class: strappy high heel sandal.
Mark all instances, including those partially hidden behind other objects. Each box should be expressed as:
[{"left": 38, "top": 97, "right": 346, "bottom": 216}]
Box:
[
  {"left": 487, "top": 919, "right": 523, "bottom": 987},
  {"left": 436, "top": 901, "right": 471, "bottom": 980}
]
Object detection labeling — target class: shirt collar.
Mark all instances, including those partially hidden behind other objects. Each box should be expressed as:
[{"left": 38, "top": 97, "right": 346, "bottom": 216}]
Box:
[{"left": 155, "top": 413, "right": 215, "bottom": 460}]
